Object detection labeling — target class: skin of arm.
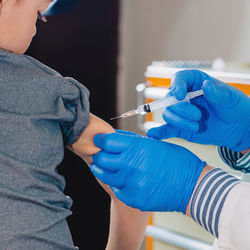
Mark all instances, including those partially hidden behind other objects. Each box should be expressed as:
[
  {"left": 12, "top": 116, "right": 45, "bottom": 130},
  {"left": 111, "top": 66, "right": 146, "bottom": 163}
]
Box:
[
  {"left": 68, "top": 114, "right": 151, "bottom": 250},
  {"left": 241, "top": 148, "right": 249, "bottom": 155}
]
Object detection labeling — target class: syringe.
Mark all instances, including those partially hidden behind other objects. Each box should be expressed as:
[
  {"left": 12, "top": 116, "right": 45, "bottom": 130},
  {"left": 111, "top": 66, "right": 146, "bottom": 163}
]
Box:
[{"left": 111, "top": 89, "right": 204, "bottom": 120}]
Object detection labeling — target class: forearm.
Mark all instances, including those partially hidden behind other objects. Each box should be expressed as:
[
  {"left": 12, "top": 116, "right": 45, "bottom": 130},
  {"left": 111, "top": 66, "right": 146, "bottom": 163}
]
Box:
[
  {"left": 185, "top": 164, "right": 213, "bottom": 217},
  {"left": 93, "top": 179, "right": 150, "bottom": 250},
  {"left": 186, "top": 165, "right": 241, "bottom": 238},
  {"left": 107, "top": 198, "right": 150, "bottom": 250}
]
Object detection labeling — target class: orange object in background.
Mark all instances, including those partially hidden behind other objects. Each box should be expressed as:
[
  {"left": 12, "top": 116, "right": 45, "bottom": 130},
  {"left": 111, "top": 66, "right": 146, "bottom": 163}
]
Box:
[
  {"left": 146, "top": 77, "right": 250, "bottom": 96},
  {"left": 145, "top": 65, "right": 250, "bottom": 96},
  {"left": 146, "top": 215, "right": 153, "bottom": 250}
]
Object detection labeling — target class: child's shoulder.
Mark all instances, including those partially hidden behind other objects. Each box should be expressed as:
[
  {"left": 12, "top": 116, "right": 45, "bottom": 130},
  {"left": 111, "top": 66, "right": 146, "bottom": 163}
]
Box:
[
  {"left": 24, "top": 55, "right": 62, "bottom": 78},
  {"left": 0, "top": 49, "right": 62, "bottom": 79},
  {"left": 0, "top": 49, "right": 68, "bottom": 113},
  {"left": 0, "top": 49, "right": 89, "bottom": 114}
]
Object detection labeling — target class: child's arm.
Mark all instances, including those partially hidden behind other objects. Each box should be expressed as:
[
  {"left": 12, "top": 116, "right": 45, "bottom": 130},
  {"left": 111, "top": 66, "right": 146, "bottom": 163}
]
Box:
[{"left": 68, "top": 114, "right": 150, "bottom": 250}]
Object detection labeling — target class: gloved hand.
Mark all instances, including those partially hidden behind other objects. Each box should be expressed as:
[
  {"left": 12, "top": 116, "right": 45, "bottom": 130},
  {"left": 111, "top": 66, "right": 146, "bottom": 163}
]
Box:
[
  {"left": 147, "top": 70, "right": 250, "bottom": 152},
  {"left": 91, "top": 131, "right": 206, "bottom": 213}
]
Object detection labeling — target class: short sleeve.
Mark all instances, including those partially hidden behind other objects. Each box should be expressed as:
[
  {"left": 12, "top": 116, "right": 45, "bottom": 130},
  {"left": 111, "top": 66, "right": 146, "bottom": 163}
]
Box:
[
  {"left": 59, "top": 77, "right": 90, "bottom": 145},
  {"left": 0, "top": 51, "right": 90, "bottom": 166},
  {"left": 217, "top": 146, "right": 250, "bottom": 173}
]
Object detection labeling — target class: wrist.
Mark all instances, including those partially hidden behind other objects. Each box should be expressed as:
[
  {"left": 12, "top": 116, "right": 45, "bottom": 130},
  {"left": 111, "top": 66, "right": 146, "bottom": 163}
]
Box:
[
  {"left": 186, "top": 167, "right": 241, "bottom": 238},
  {"left": 186, "top": 164, "right": 214, "bottom": 216},
  {"left": 241, "top": 147, "right": 249, "bottom": 155}
]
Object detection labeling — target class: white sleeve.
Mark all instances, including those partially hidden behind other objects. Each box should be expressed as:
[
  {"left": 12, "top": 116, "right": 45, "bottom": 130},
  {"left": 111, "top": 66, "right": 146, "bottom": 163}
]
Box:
[
  {"left": 189, "top": 168, "right": 241, "bottom": 238},
  {"left": 217, "top": 181, "right": 250, "bottom": 249},
  {"left": 188, "top": 168, "right": 250, "bottom": 250}
]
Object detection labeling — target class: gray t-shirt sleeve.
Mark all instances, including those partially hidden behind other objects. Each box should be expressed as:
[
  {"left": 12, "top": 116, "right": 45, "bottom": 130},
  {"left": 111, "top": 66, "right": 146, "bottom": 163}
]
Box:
[
  {"left": 58, "top": 76, "right": 90, "bottom": 145},
  {"left": 23, "top": 53, "right": 90, "bottom": 146},
  {"left": 0, "top": 50, "right": 90, "bottom": 163}
]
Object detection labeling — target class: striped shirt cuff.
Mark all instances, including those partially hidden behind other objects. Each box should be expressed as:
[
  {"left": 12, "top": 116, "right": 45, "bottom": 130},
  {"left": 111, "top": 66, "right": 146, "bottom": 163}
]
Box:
[
  {"left": 217, "top": 146, "right": 250, "bottom": 173},
  {"left": 190, "top": 168, "right": 241, "bottom": 238}
]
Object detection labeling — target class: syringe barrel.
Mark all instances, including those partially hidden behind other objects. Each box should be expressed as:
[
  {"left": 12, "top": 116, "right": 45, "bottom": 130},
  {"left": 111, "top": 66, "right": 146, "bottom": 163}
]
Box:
[
  {"left": 147, "top": 95, "right": 190, "bottom": 113},
  {"left": 137, "top": 89, "right": 204, "bottom": 115}
]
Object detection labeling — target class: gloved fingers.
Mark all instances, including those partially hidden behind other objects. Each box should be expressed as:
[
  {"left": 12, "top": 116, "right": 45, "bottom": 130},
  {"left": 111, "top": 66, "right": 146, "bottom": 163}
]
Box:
[
  {"left": 203, "top": 79, "right": 242, "bottom": 109},
  {"left": 162, "top": 108, "right": 199, "bottom": 132},
  {"left": 94, "top": 133, "right": 134, "bottom": 153},
  {"left": 171, "top": 70, "right": 203, "bottom": 100},
  {"left": 90, "top": 164, "right": 125, "bottom": 189},
  {"left": 147, "top": 124, "right": 194, "bottom": 141},
  {"left": 110, "top": 186, "right": 120, "bottom": 197},
  {"left": 167, "top": 102, "right": 202, "bottom": 121},
  {"left": 171, "top": 70, "right": 212, "bottom": 101},
  {"left": 92, "top": 151, "right": 121, "bottom": 172},
  {"left": 147, "top": 124, "right": 175, "bottom": 139},
  {"left": 203, "top": 79, "right": 250, "bottom": 122},
  {"left": 170, "top": 73, "right": 188, "bottom": 100},
  {"left": 110, "top": 187, "right": 126, "bottom": 203}
]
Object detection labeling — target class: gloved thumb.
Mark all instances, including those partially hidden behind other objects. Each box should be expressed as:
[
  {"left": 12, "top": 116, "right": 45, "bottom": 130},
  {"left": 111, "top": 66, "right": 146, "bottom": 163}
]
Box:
[{"left": 202, "top": 79, "right": 240, "bottom": 109}]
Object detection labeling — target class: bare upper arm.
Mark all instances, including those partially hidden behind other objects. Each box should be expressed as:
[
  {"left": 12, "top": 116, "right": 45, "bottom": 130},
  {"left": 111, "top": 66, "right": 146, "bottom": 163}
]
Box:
[
  {"left": 68, "top": 113, "right": 116, "bottom": 196},
  {"left": 68, "top": 113, "right": 115, "bottom": 165}
]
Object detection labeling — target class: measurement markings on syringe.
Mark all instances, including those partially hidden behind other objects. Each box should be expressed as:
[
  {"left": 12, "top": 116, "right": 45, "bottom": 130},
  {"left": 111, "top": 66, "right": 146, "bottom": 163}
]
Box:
[{"left": 143, "top": 104, "right": 151, "bottom": 113}]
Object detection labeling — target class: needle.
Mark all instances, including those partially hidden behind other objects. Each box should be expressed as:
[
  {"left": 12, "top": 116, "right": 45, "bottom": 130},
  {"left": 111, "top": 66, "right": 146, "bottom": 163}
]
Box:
[
  {"left": 110, "top": 110, "right": 137, "bottom": 120},
  {"left": 110, "top": 116, "right": 121, "bottom": 120}
]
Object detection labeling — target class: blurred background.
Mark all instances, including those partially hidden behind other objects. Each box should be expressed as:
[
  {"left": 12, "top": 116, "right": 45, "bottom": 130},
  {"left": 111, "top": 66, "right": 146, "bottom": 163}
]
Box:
[
  {"left": 26, "top": 0, "right": 250, "bottom": 249},
  {"left": 118, "top": 0, "right": 250, "bottom": 133}
]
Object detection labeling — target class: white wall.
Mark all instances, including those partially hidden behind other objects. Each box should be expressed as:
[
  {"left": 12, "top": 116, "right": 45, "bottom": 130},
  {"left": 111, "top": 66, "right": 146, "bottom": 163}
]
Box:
[{"left": 118, "top": 0, "right": 250, "bottom": 132}]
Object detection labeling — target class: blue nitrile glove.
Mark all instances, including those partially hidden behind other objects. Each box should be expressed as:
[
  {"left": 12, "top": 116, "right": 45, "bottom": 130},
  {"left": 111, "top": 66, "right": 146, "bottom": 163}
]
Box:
[
  {"left": 91, "top": 131, "right": 206, "bottom": 213},
  {"left": 147, "top": 70, "right": 250, "bottom": 152}
]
